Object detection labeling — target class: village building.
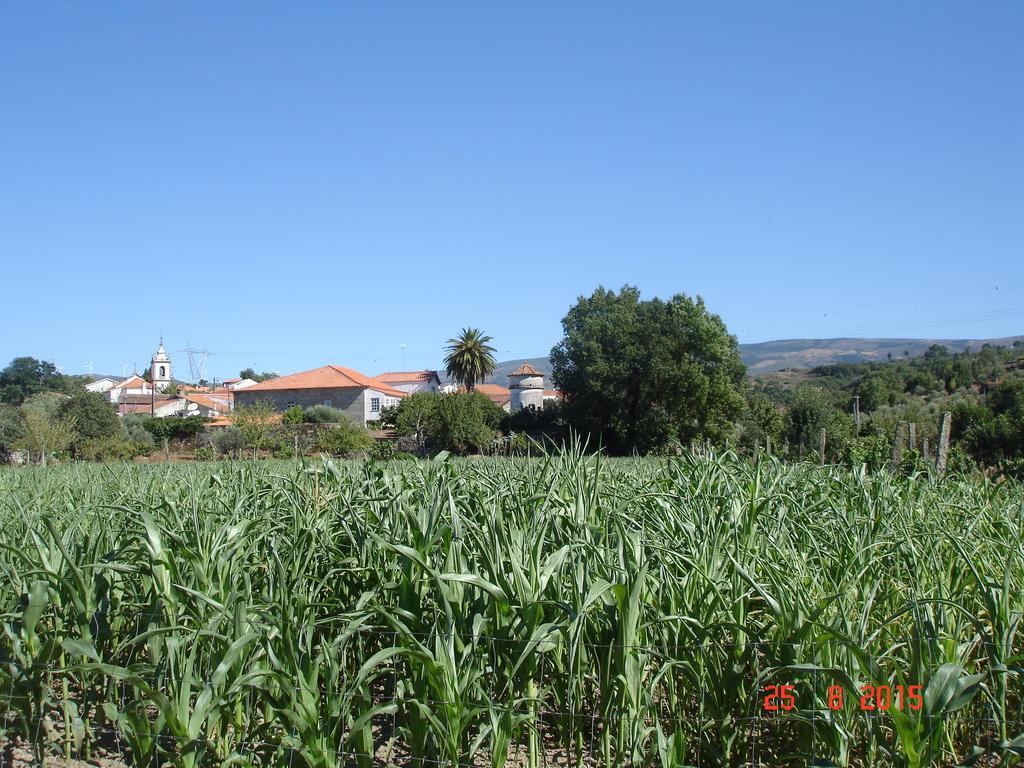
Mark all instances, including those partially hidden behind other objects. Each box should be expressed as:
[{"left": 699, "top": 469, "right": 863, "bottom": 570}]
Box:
[
  {"left": 116, "top": 393, "right": 170, "bottom": 415},
  {"left": 373, "top": 370, "right": 442, "bottom": 394},
  {"left": 108, "top": 374, "right": 151, "bottom": 404},
  {"left": 508, "top": 363, "right": 545, "bottom": 412},
  {"left": 233, "top": 365, "right": 407, "bottom": 426},
  {"left": 85, "top": 377, "right": 118, "bottom": 394},
  {"left": 222, "top": 377, "right": 258, "bottom": 391}
]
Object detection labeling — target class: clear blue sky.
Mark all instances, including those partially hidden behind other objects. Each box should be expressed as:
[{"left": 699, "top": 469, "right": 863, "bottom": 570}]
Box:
[{"left": 3, "top": 2, "right": 1022, "bottom": 381}]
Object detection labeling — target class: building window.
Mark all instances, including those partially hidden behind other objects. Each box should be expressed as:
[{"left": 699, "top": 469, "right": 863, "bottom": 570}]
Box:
[
  {"left": 159, "top": 366, "right": 165, "bottom": 378},
  {"left": 324, "top": 399, "right": 332, "bottom": 407},
  {"left": 370, "top": 397, "right": 380, "bottom": 413}
]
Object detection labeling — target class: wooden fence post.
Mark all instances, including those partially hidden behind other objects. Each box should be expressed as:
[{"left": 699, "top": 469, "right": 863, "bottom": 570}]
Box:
[
  {"left": 818, "top": 427, "right": 827, "bottom": 463},
  {"left": 891, "top": 422, "right": 905, "bottom": 470},
  {"left": 936, "top": 412, "right": 952, "bottom": 473}
]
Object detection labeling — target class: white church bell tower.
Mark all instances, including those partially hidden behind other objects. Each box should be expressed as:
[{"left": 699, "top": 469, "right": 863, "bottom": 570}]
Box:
[{"left": 150, "top": 338, "right": 172, "bottom": 392}]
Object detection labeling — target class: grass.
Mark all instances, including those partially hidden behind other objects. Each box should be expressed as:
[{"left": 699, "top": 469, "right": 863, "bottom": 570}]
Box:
[{"left": 0, "top": 449, "right": 1021, "bottom": 767}]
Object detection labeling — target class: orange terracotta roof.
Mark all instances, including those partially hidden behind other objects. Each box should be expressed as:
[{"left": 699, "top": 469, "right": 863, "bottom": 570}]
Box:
[
  {"left": 117, "top": 375, "right": 149, "bottom": 389},
  {"left": 242, "top": 365, "right": 407, "bottom": 398},
  {"left": 509, "top": 363, "right": 542, "bottom": 376},
  {"left": 375, "top": 370, "right": 439, "bottom": 384},
  {"left": 223, "top": 378, "right": 241, "bottom": 384},
  {"left": 472, "top": 383, "right": 509, "bottom": 395},
  {"left": 468, "top": 383, "right": 511, "bottom": 406},
  {"left": 543, "top": 389, "right": 563, "bottom": 398}
]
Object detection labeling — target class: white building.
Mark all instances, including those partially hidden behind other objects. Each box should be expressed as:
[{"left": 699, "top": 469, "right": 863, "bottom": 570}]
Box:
[
  {"left": 85, "top": 377, "right": 118, "bottom": 394},
  {"left": 107, "top": 374, "right": 151, "bottom": 404},
  {"left": 223, "top": 378, "right": 258, "bottom": 391},
  {"left": 508, "top": 363, "right": 545, "bottom": 412}
]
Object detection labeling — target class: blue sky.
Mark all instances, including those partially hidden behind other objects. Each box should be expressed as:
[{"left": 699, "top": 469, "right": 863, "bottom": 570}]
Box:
[{"left": 2, "top": 2, "right": 1022, "bottom": 381}]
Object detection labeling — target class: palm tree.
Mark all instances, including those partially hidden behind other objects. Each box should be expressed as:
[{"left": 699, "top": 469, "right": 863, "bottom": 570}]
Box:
[{"left": 444, "top": 328, "right": 497, "bottom": 392}]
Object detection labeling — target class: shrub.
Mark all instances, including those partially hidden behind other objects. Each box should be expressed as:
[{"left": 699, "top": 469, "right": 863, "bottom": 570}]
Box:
[
  {"left": 143, "top": 416, "right": 208, "bottom": 442},
  {"left": 212, "top": 427, "right": 245, "bottom": 457},
  {"left": 78, "top": 436, "right": 133, "bottom": 462},
  {"left": 194, "top": 446, "right": 216, "bottom": 462},
  {"left": 305, "top": 405, "right": 348, "bottom": 424},
  {"left": 315, "top": 418, "right": 373, "bottom": 457},
  {"left": 271, "top": 438, "right": 296, "bottom": 459},
  {"left": 369, "top": 440, "right": 395, "bottom": 461},
  {"left": 282, "top": 405, "right": 305, "bottom": 425}
]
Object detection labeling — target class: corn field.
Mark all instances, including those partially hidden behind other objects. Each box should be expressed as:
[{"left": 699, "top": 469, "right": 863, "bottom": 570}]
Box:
[{"left": 0, "top": 450, "right": 1022, "bottom": 767}]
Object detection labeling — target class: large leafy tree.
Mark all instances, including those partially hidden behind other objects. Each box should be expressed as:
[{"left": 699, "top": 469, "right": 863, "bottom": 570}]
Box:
[
  {"left": 550, "top": 285, "right": 746, "bottom": 453},
  {"left": 0, "top": 357, "right": 72, "bottom": 405},
  {"left": 444, "top": 328, "right": 496, "bottom": 392},
  {"left": 16, "top": 393, "right": 77, "bottom": 466},
  {"left": 58, "top": 391, "right": 121, "bottom": 457}
]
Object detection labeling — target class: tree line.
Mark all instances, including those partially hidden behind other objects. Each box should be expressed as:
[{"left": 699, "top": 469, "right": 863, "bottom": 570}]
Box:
[{"left": 3, "top": 287, "right": 1023, "bottom": 475}]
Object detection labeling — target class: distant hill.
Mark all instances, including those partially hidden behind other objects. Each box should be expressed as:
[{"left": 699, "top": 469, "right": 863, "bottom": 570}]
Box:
[
  {"left": 739, "top": 336, "right": 1024, "bottom": 373},
  {"left": 458, "top": 336, "right": 1024, "bottom": 384}
]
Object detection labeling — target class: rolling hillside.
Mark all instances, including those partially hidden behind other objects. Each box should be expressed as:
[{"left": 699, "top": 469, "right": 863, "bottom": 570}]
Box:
[{"left": 463, "top": 336, "right": 1024, "bottom": 384}]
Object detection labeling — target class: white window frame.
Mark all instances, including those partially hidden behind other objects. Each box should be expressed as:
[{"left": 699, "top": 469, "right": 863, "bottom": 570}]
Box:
[{"left": 370, "top": 397, "right": 380, "bottom": 413}]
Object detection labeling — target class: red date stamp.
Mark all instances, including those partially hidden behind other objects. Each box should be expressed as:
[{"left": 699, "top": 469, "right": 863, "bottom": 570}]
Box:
[{"left": 762, "top": 683, "right": 923, "bottom": 712}]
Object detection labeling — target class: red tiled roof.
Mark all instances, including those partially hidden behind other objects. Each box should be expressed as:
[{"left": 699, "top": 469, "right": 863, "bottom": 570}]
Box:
[
  {"left": 223, "top": 378, "right": 241, "bottom": 384},
  {"left": 117, "top": 375, "right": 149, "bottom": 389},
  {"left": 375, "top": 370, "right": 439, "bottom": 384},
  {"left": 118, "top": 394, "right": 174, "bottom": 405},
  {"left": 242, "top": 365, "right": 407, "bottom": 398},
  {"left": 469, "top": 383, "right": 511, "bottom": 406},
  {"left": 509, "top": 363, "right": 542, "bottom": 376},
  {"left": 543, "top": 389, "right": 563, "bottom": 398}
]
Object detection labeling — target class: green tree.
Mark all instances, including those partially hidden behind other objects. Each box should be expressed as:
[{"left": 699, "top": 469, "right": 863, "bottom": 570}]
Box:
[
  {"left": 550, "top": 285, "right": 746, "bottom": 454},
  {"left": 425, "top": 391, "right": 503, "bottom": 455},
  {"left": 784, "top": 386, "right": 853, "bottom": 461},
  {"left": 856, "top": 374, "right": 893, "bottom": 412},
  {"left": 736, "top": 391, "right": 783, "bottom": 453},
  {"left": 390, "top": 392, "right": 440, "bottom": 444},
  {"left": 444, "top": 328, "right": 497, "bottom": 392},
  {"left": 240, "top": 368, "right": 279, "bottom": 383},
  {"left": 230, "top": 401, "right": 278, "bottom": 459},
  {"left": 58, "top": 391, "right": 120, "bottom": 456},
  {"left": 16, "top": 393, "right": 77, "bottom": 466},
  {"left": 0, "top": 403, "right": 24, "bottom": 461},
  {"left": 0, "top": 357, "right": 72, "bottom": 405}
]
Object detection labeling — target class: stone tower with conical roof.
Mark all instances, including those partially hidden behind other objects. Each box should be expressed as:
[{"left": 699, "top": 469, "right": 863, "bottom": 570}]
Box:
[
  {"left": 508, "top": 363, "right": 544, "bottom": 412},
  {"left": 150, "top": 338, "right": 172, "bottom": 393}
]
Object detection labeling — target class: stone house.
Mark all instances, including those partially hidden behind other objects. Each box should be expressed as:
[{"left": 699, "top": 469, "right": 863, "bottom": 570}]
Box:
[{"left": 233, "top": 365, "right": 406, "bottom": 426}]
